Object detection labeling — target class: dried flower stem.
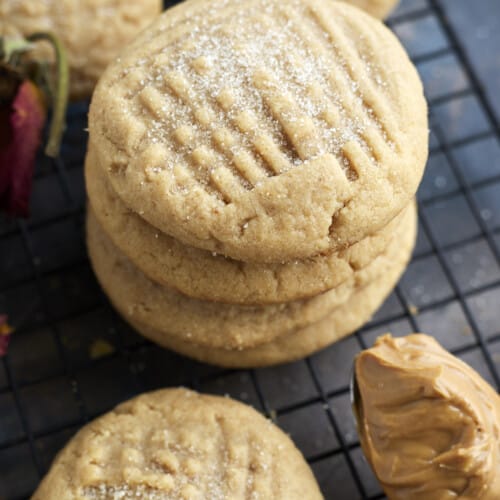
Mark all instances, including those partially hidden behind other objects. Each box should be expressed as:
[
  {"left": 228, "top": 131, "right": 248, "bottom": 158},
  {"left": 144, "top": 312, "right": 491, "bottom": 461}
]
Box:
[{"left": 27, "top": 32, "right": 69, "bottom": 158}]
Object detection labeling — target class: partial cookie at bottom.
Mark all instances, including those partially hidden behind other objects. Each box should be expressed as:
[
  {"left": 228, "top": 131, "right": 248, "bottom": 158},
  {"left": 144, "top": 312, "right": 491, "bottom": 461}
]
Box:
[{"left": 32, "top": 388, "right": 323, "bottom": 499}]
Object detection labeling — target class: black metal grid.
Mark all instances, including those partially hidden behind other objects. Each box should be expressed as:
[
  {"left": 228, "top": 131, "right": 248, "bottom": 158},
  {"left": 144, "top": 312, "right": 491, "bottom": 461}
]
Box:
[{"left": 1, "top": 0, "right": 500, "bottom": 498}]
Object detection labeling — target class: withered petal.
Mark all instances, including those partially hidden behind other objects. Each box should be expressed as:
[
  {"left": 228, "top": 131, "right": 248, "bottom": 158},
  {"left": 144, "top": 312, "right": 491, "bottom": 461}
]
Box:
[{"left": 0, "top": 79, "right": 46, "bottom": 217}]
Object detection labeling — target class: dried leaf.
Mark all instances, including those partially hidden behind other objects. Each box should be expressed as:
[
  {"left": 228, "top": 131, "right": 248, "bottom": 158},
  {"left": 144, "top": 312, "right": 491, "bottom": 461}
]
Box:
[
  {"left": 0, "top": 314, "right": 13, "bottom": 357},
  {"left": 0, "top": 78, "right": 46, "bottom": 217}
]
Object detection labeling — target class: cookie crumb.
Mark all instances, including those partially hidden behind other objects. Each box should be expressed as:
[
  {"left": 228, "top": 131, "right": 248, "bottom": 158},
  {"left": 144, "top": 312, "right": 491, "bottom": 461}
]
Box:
[
  {"left": 408, "top": 304, "right": 419, "bottom": 316},
  {"left": 89, "top": 339, "right": 115, "bottom": 359}
]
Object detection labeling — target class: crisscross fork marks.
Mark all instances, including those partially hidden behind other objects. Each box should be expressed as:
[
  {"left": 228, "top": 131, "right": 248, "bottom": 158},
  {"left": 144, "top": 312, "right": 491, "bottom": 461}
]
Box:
[
  {"left": 163, "top": 70, "right": 253, "bottom": 203},
  {"left": 213, "top": 414, "right": 230, "bottom": 499},
  {"left": 253, "top": 68, "right": 326, "bottom": 161},
  {"left": 305, "top": 5, "right": 399, "bottom": 148},
  {"left": 271, "top": 15, "right": 357, "bottom": 179},
  {"left": 283, "top": 7, "right": 395, "bottom": 174},
  {"left": 136, "top": 84, "right": 228, "bottom": 203}
]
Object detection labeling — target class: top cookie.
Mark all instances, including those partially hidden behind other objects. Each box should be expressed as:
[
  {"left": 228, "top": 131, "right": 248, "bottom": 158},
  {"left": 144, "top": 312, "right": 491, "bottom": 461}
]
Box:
[
  {"left": 32, "top": 388, "right": 323, "bottom": 499},
  {"left": 89, "top": 0, "right": 427, "bottom": 263},
  {"left": 1, "top": 0, "right": 162, "bottom": 99}
]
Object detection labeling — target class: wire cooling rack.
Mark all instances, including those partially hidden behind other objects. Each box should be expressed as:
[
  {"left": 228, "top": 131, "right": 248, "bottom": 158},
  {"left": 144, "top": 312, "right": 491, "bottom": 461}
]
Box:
[{"left": 1, "top": 0, "right": 500, "bottom": 498}]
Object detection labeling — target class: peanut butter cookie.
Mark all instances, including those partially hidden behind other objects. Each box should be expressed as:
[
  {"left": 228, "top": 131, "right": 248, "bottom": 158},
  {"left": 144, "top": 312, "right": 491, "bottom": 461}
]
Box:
[
  {"left": 32, "top": 388, "right": 323, "bottom": 499},
  {"left": 1, "top": 0, "right": 162, "bottom": 99},
  {"left": 89, "top": 0, "right": 427, "bottom": 262}
]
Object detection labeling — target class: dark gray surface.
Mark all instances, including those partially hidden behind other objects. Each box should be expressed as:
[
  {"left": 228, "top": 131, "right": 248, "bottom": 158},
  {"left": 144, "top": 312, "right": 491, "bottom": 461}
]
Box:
[
  {"left": 437, "top": 0, "right": 500, "bottom": 124},
  {"left": 1, "top": 1, "right": 500, "bottom": 499}
]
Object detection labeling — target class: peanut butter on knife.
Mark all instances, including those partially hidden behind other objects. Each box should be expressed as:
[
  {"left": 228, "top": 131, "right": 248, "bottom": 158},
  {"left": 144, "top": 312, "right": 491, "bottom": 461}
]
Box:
[{"left": 354, "top": 334, "right": 500, "bottom": 500}]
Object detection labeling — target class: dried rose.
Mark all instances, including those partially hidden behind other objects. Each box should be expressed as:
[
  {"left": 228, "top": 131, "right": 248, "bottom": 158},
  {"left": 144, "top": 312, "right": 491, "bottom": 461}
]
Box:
[
  {"left": 0, "top": 314, "right": 13, "bottom": 357},
  {"left": 0, "top": 77, "right": 46, "bottom": 216},
  {"left": 0, "top": 32, "right": 68, "bottom": 217}
]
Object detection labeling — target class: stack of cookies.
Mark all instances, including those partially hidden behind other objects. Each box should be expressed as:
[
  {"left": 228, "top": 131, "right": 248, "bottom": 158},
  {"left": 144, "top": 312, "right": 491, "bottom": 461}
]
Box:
[{"left": 85, "top": 0, "right": 428, "bottom": 367}]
